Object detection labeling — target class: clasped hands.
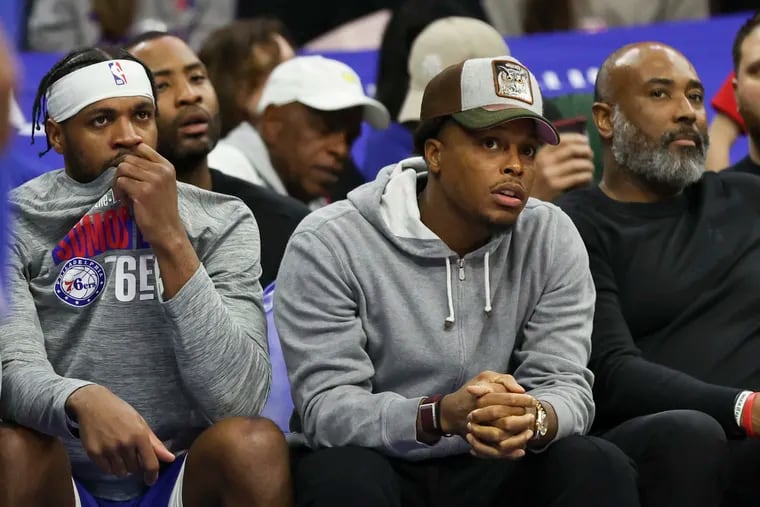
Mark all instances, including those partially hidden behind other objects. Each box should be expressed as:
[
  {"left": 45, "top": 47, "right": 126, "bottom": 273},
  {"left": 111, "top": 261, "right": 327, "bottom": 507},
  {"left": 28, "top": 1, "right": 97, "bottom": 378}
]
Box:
[{"left": 440, "top": 371, "right": 538, "bottom": 460}]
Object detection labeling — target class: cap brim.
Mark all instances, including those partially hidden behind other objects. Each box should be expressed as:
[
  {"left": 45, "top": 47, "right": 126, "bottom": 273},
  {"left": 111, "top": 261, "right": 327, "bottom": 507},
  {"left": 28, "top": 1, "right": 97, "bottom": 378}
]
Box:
[
  {"left": 452, "top": 107, "right": 560, "bottom": 145},
  {"left": 397, "top": 87, "right": 424, "bottom": 124},
  {"left": 299, "top": 94, "right": 390, "bottom": 130}
]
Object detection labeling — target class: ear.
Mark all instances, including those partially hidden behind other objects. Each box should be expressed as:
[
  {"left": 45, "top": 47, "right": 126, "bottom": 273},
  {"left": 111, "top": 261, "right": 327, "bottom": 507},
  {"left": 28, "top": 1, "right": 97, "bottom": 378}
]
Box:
[
  {"left": 733, "top": 75, "right": 738, "bottom": 92},
  {"left": 424, "top": 138, "right": 444, "bottom": 176},
  {"left": 258, "top": 105, "right": 283, "bottom": 144},
  {"left": 592, "top": 102, "right": 614, "bottom": 141},
  {"left": 45, "top": 118, "right": 65, "bottom": 154}
]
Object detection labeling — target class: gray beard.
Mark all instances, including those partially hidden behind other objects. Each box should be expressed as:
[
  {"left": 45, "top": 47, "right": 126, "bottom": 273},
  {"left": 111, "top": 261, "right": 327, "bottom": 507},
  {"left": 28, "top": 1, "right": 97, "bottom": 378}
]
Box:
[{"left": 610, "top": 106, "right": 707, "bottom": 192}]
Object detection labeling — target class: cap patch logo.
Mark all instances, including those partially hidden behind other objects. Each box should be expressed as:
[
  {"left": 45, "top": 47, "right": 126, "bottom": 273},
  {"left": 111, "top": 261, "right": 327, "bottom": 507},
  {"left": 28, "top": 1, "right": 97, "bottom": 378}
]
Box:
[
  {"left": 108, "top": 61, "right": 128, "bottom": 86},
  {"left": 492, "top": 60, "right": 533, "bottom": 105}
]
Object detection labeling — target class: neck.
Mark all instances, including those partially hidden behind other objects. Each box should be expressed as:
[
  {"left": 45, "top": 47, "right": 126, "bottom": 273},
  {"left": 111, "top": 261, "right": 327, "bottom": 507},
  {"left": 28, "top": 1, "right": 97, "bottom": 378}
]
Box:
[
  {"left": 175, "top": 157, "right": 212, "bottom": 191},
  {"left": 600, "top": 152, "right": 681, "bottom": 203},
  {"left": 418, "top": 182, "right": 490, "bottom": 258}
]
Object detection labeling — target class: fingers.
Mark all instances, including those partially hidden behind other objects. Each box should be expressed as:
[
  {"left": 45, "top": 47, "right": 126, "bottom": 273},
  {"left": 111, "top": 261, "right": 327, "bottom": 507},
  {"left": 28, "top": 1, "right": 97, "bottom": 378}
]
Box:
[
  {"left": 466, "top": 383, "right": 496, "bottom": 397},
  {"left": 150, "top": 432, "right": 176, "bottom": 463},
  {"left": 112, "top": 172, "right": 146, "bottom": 204},
  {"left": 466, "top": 428, "right": 533, "bottom": 460},
  {"left": 132, "top": 142, "right": 170, "bottom": 165},
  {"left": 105, "top": 452, "right": 129, "bottom": 478},
  {"left": 467, "top": 421, "right": 508, "bottom": 444},
  {"left": 490, "top": 413, "right": 535, "bottom": 434},
  {"left": 473, "top": 372, "right": 525, "bottom": 393},
  {"left": 468, "top": 405, "right": 526, "bottom": 424},
  {"left": 475, "top": 392, "right": 536, "bottom": 409},
  {"left": 137, "top": 434, "right": 160, "bottom": 486}
]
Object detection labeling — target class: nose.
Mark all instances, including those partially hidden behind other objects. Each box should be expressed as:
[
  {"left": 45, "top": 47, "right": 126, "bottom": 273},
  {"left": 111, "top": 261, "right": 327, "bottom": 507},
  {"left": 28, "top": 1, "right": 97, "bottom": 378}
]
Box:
[
  {"left": 674, "top": 94, "right": 697, "bottom": 125},
  {"left": 111, "top": 117, "right": 143, "bottom": 149},
  {"left": 502, "top": 144, "right": 525, "bottom": 177},
  {"left": 325, "top": 131, "right": 350, "bottom": 161},
  {"left": 176, "top": 79, "right": 202, "bottom": 107}
]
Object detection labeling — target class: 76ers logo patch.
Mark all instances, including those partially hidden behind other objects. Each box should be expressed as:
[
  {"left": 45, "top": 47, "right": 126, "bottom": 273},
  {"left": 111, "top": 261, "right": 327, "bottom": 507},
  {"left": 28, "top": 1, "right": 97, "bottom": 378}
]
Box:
[{"left": 54, "top": 257, "right": 106, "bottom": 307}]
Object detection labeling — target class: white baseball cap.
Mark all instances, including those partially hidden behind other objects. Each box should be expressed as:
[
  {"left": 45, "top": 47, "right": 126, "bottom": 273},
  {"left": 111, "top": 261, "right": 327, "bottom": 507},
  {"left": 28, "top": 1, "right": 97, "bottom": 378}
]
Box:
[
  {"left": 256, "top": 55, "right": 390, "bottom": 129},
  {"left": 398, "top": 17, "right": 510, "bottom": 124},
  {"left": 420, "top": 55, "right": 559, "bottom": 145}
]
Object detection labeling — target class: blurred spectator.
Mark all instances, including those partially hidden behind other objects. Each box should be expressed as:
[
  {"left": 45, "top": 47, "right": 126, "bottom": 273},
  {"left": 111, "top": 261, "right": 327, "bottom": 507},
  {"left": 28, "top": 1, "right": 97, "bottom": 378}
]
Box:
[
  {"left": 374, "top": 0, "right": 484, "bottom": 124},
  {"left": 362, "top": 16, "right": 509, "bottom": 180},
  {"left": 200, "top": 19, "right": 295, "bottom": 137},
  {"left": 0, "top": 27, "right": 16, "bottom": 151},
  {"left": 725, "top": 10, "right": 760, "bottom": 176},
  {"left": 482, "top": 0, "right": 709, "bottom": 35},
  {"left": 706, "top": 72, "right": 746, "bottom": 171},
  {"left": 201, "top": 18, "right": 296, "bottom": 185},
  {"left": 213, "top": 55, "right": 389, "bottom": 206},
  {"left": 128, "top": 31, "right": 310, "bottom": 287},
  {"left": 26, "top": 0, "right": 234, "bottom": 52}
]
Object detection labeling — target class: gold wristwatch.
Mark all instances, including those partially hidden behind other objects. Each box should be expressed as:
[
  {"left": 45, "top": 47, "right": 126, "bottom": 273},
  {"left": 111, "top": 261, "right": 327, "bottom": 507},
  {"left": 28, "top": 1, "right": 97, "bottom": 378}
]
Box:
[{"left": 532, "top": 400, "right": 548, "bottom": 440}]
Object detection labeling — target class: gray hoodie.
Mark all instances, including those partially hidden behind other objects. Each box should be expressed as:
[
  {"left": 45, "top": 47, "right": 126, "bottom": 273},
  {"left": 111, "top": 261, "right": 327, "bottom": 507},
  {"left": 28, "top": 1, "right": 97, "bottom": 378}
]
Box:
[{"left": 275, "top": 157, "right": 595, "bottom": 460}]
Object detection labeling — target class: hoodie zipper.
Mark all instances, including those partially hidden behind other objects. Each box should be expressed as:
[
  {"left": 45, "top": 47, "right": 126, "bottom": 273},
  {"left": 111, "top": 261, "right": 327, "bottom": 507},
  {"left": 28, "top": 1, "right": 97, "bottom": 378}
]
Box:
[{"left": 458, "top": 258, "right": 465, "bottom": 281}]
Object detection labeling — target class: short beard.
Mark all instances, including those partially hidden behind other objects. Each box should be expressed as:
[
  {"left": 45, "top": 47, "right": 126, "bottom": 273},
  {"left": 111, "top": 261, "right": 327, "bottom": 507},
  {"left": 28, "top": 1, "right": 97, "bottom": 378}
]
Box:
[{"left": 610, "top": 106, "right": 707, "bottom": 193}]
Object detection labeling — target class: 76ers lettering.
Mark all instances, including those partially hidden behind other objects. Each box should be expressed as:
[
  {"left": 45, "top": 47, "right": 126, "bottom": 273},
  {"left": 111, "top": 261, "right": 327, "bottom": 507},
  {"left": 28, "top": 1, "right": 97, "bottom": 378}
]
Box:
[
  {"left": 52, "top": 206, "right": 150, "bottom": 265},
  {"left": 54, "top": 257, "right": 106, "bottom": 307}
]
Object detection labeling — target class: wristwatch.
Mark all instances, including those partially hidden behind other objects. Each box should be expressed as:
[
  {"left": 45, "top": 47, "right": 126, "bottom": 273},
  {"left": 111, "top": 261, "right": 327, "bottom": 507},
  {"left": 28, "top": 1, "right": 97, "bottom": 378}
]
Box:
[
  {"left": 532, "top": 400, "right": 548, "bottom": 440},
  {"left": 419, "top": 394, "right": 452, "bottom": 437}
]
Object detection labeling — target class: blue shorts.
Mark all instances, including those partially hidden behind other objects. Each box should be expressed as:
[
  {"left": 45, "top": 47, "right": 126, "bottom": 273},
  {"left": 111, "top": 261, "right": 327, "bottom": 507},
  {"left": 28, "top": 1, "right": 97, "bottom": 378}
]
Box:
[{"left": 74, "top": 454, "right": 186, "bottom": 507}]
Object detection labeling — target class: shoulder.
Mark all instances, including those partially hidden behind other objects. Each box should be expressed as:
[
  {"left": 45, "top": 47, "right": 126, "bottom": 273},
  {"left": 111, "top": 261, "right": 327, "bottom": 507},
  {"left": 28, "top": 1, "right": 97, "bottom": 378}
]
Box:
[
  {"left": 290, "top": 200, "right": 362, "bottom": 240},
  {"left": 177, "top": 181, "right": 254, "bottom": 227},
  {"left": 212, "top": 170, "right": 310, "bottom": 221}
]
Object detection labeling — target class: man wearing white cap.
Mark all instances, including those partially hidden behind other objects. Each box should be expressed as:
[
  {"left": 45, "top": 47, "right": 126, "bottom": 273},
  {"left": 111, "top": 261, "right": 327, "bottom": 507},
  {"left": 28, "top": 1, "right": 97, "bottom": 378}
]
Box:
[
  {"left": 0, "top": 47, "right": 292, "bottom": 506},
  {"left": 275, "top": 55, "right": 639, "bottom": 506},
  {"left": 215, "top": 55, "right": 389, "bottom": 206}
]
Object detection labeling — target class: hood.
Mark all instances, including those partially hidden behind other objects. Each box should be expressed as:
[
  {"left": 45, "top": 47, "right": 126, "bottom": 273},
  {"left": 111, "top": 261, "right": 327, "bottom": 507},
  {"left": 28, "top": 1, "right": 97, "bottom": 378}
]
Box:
[{"left": 347, "top": 156, "right": 507, "bottom": 326}]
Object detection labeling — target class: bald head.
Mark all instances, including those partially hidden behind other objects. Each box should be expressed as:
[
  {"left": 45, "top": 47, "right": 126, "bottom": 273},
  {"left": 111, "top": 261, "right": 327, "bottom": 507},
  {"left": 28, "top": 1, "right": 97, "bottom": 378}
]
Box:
[{"left": 594, "top": 42, "right": 698, "bottom": 104}]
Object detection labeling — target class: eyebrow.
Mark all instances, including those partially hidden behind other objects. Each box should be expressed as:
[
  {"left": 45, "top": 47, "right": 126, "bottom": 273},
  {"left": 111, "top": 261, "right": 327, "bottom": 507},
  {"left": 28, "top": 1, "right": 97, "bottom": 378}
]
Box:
[
  {"left": 646, "top": 77, "right": 704, "bottom": 91},
  {"left": 152, "top": 62, "right": 206, "bottom": 78}
]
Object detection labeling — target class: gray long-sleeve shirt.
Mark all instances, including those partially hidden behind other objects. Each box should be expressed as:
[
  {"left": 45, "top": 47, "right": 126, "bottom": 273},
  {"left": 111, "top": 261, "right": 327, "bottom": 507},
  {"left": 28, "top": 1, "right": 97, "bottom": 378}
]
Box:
[{"left": 0, "top": 167, "right": 270, "bottom": 500}]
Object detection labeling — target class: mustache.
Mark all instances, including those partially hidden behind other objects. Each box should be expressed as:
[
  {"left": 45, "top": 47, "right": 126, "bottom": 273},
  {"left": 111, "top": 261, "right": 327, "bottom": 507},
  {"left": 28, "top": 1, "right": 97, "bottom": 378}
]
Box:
[{"left": 660, "top": 128, "right": 709, "bottom": 151}]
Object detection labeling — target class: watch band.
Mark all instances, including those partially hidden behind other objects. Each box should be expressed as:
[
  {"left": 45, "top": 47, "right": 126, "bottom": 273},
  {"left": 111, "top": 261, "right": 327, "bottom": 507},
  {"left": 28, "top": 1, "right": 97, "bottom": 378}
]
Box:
[
  {"left": 420, "top": 394, "right": 444, "bottom": 436},
  {"left": 532, "top": 400, "right": 548, "bottom": 441}
]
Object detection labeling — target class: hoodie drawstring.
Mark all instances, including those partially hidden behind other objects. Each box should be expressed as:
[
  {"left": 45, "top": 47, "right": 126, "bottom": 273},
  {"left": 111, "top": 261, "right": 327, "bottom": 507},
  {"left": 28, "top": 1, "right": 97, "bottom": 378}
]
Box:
[
  {"left": 484, "top": 251, "right": 492, "bottom": 317},
  {"left": 444, "top": 253, "right": 493, "bottom": 328},
  {"left": 444, "top": 257, "right": 455, "bottom": 328}
]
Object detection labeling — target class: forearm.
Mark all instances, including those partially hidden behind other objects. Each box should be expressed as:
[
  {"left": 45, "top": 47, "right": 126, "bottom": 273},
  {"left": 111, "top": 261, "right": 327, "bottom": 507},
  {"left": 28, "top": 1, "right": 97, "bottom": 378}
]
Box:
[
  {"left": 1, "top": 360, "right": 93, "bottom": 438},
  {"left": 595, "top": 355, "right": 741, "bottom": 436},
  {"left": 161, "top": 265, "right": 271, "bottom": 420},
  {"left": 152, "top": 234, "right": 201, "bottom": 300}
]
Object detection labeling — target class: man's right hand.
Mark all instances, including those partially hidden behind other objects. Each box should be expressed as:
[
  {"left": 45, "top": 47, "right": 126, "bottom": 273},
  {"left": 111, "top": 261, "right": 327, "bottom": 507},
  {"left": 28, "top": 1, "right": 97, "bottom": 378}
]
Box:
[
  {"left": 531, "top": 133, "right": 595, "bottom": 202},
  {"left": 65, "top": 385, "right": 175, "bottom": 485},
  {"left": 439, "top": 371, "right": 524, "bottom": 436}
]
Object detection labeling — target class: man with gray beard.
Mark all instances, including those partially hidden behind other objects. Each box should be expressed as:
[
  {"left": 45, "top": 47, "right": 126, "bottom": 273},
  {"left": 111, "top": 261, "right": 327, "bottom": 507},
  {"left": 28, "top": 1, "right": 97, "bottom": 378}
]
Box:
[{"left": 558, "top": 41, "right": 760, "bottom": 506}]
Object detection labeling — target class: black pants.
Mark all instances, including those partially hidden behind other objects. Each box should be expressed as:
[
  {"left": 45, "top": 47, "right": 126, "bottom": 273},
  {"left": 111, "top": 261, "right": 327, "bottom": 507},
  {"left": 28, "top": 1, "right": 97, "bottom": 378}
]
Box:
[
  {"left": 291, "top": 435, "right": 639, "bottom": 507},
  {"left": 600, "top": 410, "right": 729, "bottom": 507}
]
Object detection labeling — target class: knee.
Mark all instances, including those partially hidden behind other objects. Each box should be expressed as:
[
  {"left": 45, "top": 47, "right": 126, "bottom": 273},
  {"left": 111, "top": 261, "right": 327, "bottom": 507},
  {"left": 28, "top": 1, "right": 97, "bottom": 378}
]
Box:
[
  {"left": 552, "top": 435, "right": 637, "bottom": 480},
  {"left": 645, "top": 410, "right": 726, "bottom": 452},
  {"left": 195, "top": 417, "right": 288, "bottom": 469}
]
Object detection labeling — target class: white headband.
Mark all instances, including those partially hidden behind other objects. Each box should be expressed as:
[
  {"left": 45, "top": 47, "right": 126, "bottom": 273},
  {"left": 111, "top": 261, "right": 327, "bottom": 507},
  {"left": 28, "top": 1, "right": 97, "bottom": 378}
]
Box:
[{"left": 46, "top": 59, "right": 154, "bottom": 123}]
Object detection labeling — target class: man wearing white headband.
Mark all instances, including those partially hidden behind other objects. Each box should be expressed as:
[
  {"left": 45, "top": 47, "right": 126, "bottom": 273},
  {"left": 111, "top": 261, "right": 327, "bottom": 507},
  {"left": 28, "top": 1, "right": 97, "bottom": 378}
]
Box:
[{"left": 0, "top": 47, "right": 291, "bottom": 507}]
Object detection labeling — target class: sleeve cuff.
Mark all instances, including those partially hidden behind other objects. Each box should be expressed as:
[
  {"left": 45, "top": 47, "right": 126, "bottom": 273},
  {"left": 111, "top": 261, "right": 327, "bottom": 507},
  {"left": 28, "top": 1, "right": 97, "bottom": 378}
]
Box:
[
  {"left": 55, "top": 380, "right": 96, "bottom": 439},
  {"left": 382, "top": 396, "right": 436, "bottom": 455},
  {"left": 533, "top": 394, "right": 579, "bottom": 446}
]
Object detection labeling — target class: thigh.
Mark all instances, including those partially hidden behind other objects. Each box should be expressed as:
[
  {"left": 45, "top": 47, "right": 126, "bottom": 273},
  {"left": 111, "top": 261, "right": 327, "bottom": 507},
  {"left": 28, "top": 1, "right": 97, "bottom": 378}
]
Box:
[
  {"left": 602, "top": 410, "right": 728, "bottom": 507},
  {"left": 291, "top": 446, "right": 406, "bottom": 507},
  {"left": 517, "top": 435, "right": 639, "bottom": 507}
]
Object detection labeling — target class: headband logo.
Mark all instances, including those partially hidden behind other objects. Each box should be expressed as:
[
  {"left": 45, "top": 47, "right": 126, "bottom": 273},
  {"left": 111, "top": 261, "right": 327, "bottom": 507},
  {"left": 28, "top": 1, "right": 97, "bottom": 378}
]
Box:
[
  {"left": 108, "top": 62, "right": 128, "bottom": 86},
  {"left": 492, "top": 60, "right": 533, "bottom": 105}
]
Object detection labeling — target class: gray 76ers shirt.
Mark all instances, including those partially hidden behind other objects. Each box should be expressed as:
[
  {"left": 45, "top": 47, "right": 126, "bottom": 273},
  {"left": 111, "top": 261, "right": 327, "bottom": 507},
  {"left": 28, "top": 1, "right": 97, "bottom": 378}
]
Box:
[{"left": 0, "top": 167, "right": 271, "bottom": 500}]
